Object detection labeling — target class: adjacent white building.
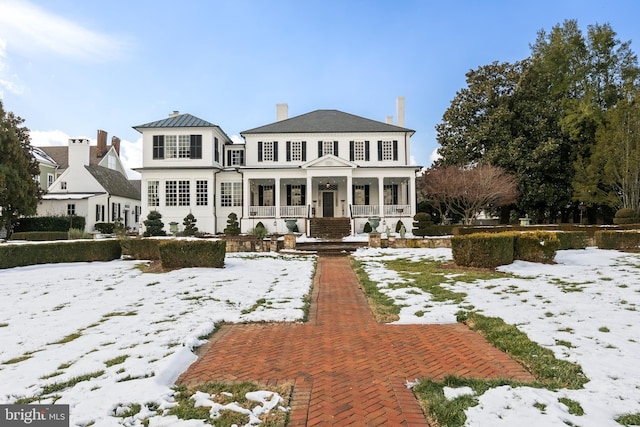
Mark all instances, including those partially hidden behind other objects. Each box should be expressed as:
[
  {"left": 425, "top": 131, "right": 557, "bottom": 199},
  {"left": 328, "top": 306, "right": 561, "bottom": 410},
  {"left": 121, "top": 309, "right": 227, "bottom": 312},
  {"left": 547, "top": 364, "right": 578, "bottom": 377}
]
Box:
[{"left": 134, "top": 100, "right": 420, "bottom": 237}]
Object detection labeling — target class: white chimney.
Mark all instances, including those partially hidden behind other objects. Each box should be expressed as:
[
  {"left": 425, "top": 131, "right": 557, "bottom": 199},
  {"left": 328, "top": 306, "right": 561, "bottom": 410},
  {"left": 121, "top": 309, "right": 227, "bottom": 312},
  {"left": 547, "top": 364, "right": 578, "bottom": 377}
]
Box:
[
  {"left": 396, "top": 96, "right": 405, "bottom": 127},
  {"left": 386, "top": 116, "right": 393, "bottom": 124},
  {"left": 169, "top": 111, "right": 180, "bottom": 117},
  {"left": 68, "top": 138, "right": 91, "bottom": 167},
  {"left": 276, "top": 103, "right": 288, "bottom": 121}
]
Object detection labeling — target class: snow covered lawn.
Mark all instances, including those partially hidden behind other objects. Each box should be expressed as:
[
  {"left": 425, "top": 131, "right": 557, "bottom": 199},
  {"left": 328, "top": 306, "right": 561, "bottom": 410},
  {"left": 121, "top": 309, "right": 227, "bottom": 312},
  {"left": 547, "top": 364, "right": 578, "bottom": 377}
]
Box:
[
  {"left": 0, "top": 253, "right": 315, "bottom": 426},
  {"left": 353, "top": 247, "right": 640, "bottom": 427}
]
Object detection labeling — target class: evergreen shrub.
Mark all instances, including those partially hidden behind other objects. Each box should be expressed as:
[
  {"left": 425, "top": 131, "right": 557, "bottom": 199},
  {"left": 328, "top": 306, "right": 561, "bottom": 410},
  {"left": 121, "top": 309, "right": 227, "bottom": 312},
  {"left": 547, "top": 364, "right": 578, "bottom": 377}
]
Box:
[
  {"left": 363, "top": 222, "right": 372, "bottom": 233},
  {"left": 158, "top": 240, "right": 226, "bottom": 269},
  {"left": 451, "top": 232, "right": 515, "bottom": 268},
  {"left": 412, "top": 212, "right": 433, "bottom": 236},
  {"left": 143, "top": 210, "right": 166, "bottom": 237},
  {"left": 595, "top": 230, "right": 640, "bottom": 250},
  {"left": 556, "top": 231, "right": 589, "bottom": 250},
  {"left": 94, "top": 223, "right": 115, "bottom": 234},
  {"left": 514, "top": 231, "right": 560, "bottom": 263},
  {"left": 0, "top": 240, "right": 121, "bottom": 269},
  {"left": 613, "top": 208, "right": 640, "bottom": 225},
  {"left": 120, "top": 238, "right": 162, "bottom": 260},
  {"left": 182, "top": 213, "right": 198, "bottom": 236},
  {"left": 13, "top": 216, "right": 85, "bottom": 232},
  {"left": 224, "top": 213, "right": 241, "bottom": 236}
]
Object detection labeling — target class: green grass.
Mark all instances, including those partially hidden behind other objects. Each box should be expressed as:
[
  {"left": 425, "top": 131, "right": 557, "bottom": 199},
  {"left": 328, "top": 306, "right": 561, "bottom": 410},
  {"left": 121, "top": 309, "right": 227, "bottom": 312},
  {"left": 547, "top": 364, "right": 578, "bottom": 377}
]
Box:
[
  {"left": 105, "top": 355, "right": 129, "bottom": 367},
  {"left": 599, "top": 326, "right": 611, "bottom": 333},
  {"left": 2, "top": 354, "right": 32, "bottom": 364},
  {"left": 558, "top": 397, "right": 584, "bottom": 416},
  {"left": 351, "top": 259, "right": 401, "bottom": 322},
  {"left": 49, "top": 332, "right": 82, "bottom": 345},
  {"left": 41, "top": 371, "right": 105, "bottom": 395},
  {"left": 241, "top": 298, "right": 267, "bottom": 314},
  {"left": 169, "top": 381, "right": 291, "bottom": 426},
  {"left": 0, "top": 322, "right": 8, "bottom": 327},
  {"left": 616, "top": 412, "right": 640, "bottom": 426}
]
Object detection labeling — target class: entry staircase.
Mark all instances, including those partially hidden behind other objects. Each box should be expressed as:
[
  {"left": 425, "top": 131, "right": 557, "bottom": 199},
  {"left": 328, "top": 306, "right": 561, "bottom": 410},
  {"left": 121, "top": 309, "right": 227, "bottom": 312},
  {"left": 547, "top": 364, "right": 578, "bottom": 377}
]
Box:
[{"left": 308, "top": 218, "right": 351, "bottom": 239}]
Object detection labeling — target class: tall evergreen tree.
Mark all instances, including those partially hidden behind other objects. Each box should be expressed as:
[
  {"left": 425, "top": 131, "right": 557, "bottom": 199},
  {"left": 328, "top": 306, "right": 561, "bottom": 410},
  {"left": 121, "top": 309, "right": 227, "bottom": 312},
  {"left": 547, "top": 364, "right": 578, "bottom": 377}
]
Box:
[{"left": 0, "top": 101, "right": 41, "bottom": 236}]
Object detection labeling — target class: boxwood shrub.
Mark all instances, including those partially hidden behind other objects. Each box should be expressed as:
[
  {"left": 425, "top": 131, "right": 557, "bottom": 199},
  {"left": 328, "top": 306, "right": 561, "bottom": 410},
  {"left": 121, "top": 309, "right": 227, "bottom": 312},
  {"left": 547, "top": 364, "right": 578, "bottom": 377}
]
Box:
[
  {"left": 514, "top": 231, "right": 560, "bottom": 263},
  {"left": 120, "top": 238, "right": 162, "bottom": 260},
  {"left": 9, "top": 231, "right": 69, "bottom": 241},
  {"left": 595, "top": 230, "right": 640, "bottom": 250},
  {"left": 158, "top": 239, "right": 226, "bottom": 269},
  {"left": 451, "top": 233, "right": 515, "bottom": 268},
  {"left": 0, "top": 240, "right": 121, "bottom": 269},
  {"left": 13, "top": 216, "right": 86, "bottom": 232},
  {"left": 556, "top": 231, "right": 589, "bottom": 250}
]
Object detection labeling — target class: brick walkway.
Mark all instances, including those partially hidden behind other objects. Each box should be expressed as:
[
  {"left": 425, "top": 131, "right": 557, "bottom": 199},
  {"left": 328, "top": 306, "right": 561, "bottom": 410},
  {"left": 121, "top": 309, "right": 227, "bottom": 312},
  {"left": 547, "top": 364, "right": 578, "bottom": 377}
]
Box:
[{"left": 178, "top": 255, "right": 534, "bottom": 426}]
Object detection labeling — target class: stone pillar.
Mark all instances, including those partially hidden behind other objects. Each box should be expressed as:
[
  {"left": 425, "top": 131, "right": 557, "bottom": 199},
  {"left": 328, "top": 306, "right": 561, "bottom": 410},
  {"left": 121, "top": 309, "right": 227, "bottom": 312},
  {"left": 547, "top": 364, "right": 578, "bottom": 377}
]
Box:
[
  {"left": 368, "top": 232, "right": 381, "bottom": 248},
  {"left": 283, "top": 234, "right": 296, "bottom": 250}
]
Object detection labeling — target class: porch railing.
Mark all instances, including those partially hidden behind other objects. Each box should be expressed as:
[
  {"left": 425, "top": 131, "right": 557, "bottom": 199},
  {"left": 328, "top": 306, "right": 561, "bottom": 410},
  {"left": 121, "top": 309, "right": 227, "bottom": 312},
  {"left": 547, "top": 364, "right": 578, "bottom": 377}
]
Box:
[
  {"left": 280, "top": 205, "right": 306, "bottom": 218},
  {"left": 351, "top": 205, "right": 380, "bottom": 217},
  {"left": 384, "top": 204, "right": 411, "bottom": 216},
  {"left": 248, "top": 206, "right": 276, "bottom": 217},
  {"left": 249, "top": 205, "right": 306, "bottom": 218}
]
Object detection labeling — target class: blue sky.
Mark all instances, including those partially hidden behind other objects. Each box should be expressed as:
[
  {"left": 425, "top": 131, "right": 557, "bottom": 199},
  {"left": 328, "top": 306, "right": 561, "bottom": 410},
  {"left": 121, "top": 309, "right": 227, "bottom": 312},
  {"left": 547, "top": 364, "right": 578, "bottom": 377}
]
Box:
[{"left": 1, "top": 0, "right": 639, "bottom": 174}]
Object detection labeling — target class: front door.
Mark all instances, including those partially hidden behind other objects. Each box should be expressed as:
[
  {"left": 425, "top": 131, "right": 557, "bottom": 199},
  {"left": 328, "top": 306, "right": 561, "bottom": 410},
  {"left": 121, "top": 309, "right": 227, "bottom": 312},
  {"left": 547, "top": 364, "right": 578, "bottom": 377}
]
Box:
[{"left": 322, "top": 192, "right": 334, "bottom": 217}]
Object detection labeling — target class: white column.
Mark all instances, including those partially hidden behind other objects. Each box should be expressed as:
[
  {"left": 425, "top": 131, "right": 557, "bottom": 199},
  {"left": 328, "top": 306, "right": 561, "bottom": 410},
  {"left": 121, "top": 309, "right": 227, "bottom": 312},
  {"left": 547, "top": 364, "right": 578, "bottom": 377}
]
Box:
[
  {"left": 378, "top": 177, "right": 384, "bottom": 217},
  {"left": 243, "top": 177, "right": 251, "bottom": 232},
  {"left": 346, "top": 174, "right": 353, "bottom": 215},
  {"left": 274, "top": 177, "right": 281, "bottom": 219}
]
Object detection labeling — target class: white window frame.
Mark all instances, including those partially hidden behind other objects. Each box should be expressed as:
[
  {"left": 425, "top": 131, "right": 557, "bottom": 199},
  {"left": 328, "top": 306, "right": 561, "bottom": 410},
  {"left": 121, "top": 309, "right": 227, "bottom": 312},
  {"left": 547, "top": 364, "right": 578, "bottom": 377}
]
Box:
[
  {"left": 148, "top": 181, "right": 159, "bottom": 206},
  {"left": 196, "top": 180, "right": 208, "bottom": 206},
  {"left": 290, "top": 141, "right": 303, "bottom": 161},
  {"left": 178, "top": 180, "right": 190, "bottom": 206},
  {"left": 322, "top": 141, "right": 334, "bottom": 156},
  {"left": 381, "top": 140, "right": 394, "bottom": 161},
  {"left": 262, "top": 141, "right": 275, "bottom": 162},
  {"left": 221, "top": 182, "right": 242, "bottom": 207},
  {"left": 166, "top": 181, "right": 177, "bottom": 206},
  {"left": 353, "top": 141, "right": 365, "bottom": 161}
]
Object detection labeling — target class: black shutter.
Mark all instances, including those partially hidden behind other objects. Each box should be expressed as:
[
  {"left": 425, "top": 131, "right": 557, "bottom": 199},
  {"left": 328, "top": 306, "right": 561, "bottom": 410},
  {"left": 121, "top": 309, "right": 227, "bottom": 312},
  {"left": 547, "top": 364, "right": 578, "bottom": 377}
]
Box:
[
  {"left": 333, "top": 141, "right": 338, "bottom": 157},
  {"left": 393, "top": 185, "right": 398, "bottom": 204},
  {"left": 286, "top": 185, "right": 291, "bottom": 205},
  {"left": 258, "top": 186, "right": 264, "bottom": 205},
  {"left": 302, "top": 141, "right": 307, "bottom": 161},
  {"left": 349, "top": 141, "right": 354, "bottom": 161},
  {"left": 301, "top": 184, "right": 306, "bottom": 204},
  {"left": 227, "top": 151, "right": 231, "bottom": 166},
  {"left": 190, "top": 135, "right": 202, "bottom": 159},
  {"left": 240, "top": 150, "right": 245, "bottom": 166},
  {"left": 258, "top": 141, "right": 263, "bottom": 162},
  {"left": 318, "top": 141, "right": 322, "bottom": 157},
  {"left": 214, "top": 137, "right": 219, "bottom": 162},
  {"left": 365, "top": 141, "right": 370, "bottom": 161},
  {"left": 286, "top": 141, "right": 291, "bottom": 161},
  {"left": 393, "top": 140, "right": 398, "bottom": 161},
  {"left": 365, "top": 185, "right": 370, "bottom": 205},
  {"left": 377, "top": 141, "right": 382, "bottom": 161},
  {"left": 273, "top": 141, "right": 278, "bottom": 161}
]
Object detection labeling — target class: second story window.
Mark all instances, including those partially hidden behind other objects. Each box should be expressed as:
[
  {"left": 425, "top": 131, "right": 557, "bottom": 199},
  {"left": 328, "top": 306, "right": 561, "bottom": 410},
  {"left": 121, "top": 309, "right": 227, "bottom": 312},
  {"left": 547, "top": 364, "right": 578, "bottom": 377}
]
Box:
[
  {"left": 61, "top": 182, "right": 67, "bottom": 190},
  {"left": 286, "top": 141, "right": 306, "bottom": 161},
  {"left": 47, "top": 173, "right": 54, "bottom": 188},
  {"left": 227, "top": 149, "right": 245, "bottom": 166},
  {"left": 258, "top": 141, "right": 278, "bottom": 162},
  {"left": 378, "top": 140, "right": 398, "bottom": 161},
  {"left": 153, "top": 134, "right": 201, "bottom": 159},
  {"left": 318, "top": 141, "right": 338, "bottom": 157},
  {"left": 350, "top": 141, "right": 370, "bottom": 161}
]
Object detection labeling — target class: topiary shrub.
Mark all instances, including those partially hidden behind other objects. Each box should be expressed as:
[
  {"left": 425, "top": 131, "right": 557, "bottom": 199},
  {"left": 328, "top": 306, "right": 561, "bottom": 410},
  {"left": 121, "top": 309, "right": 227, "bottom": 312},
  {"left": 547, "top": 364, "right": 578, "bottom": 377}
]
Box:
[
  {"left": 613, "top": 208, "right": 640, "bottom": 225},
  {"left": 514, "top": 231, "right": 560, "bottom": 263},
  {"left": 451, "top": 232, "right": 515, "bottom": 268},
  {"left": 224, "top": 212, "right": 241, "bottom": 236},
  {"left": 159, "top": 240, "right": 226, "bottom": 269},
  {"left": 412, "top": 212, "right": 433, "bottom": 236},
  {"left": 363, "top": 221, "right": 372, "bottom": 233},
  {"left": 143, "top": 210, "right": 166, "bottom": 237},
  {"left": 182, "top": 213, "right": 199, "bottom": 236}
]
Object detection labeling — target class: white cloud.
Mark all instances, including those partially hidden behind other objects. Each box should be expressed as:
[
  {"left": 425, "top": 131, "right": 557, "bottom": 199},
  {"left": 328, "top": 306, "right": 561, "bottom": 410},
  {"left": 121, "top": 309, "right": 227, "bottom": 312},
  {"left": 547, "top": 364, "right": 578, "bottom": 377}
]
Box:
[
  {"left": 30, "top": 129, "right": 71, "bottom": 146},
  {"left": 230, "top": 134, "right": 244, "bottom": 144},
  {"left": 119, "top": 137, "right": 143, "bottom": 175},
  {"left": 0, "top": 0, "right": 128, "bottom": 61},
  {"left": 0, "top": 37, "right": 22, "bottom": 97},
  {"left": 429, "top": 147, "right": 441, "bottom": 164}
]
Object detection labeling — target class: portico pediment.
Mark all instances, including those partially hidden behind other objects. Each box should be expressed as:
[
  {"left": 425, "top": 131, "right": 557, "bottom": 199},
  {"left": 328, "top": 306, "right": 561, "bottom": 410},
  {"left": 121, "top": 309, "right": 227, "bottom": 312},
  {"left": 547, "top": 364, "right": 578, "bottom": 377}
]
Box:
[{"left": 302, "top": 154, "right": 357, "bottom": 169}]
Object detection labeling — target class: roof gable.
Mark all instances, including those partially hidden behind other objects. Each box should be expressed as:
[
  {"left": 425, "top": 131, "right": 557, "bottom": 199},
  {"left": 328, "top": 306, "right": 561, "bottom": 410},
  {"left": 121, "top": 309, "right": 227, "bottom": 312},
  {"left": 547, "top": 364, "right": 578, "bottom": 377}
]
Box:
[
  {"left": 85, "top": 165, "right": 141, "bottom": 200},
  {"left": 303, "top": 154, "right": 357, "bottom": 169},
  {"left": 241, "top": 110, "right": 414, "bottom": 135},
  {"left": 133, "top": 113, "right": 219, "bottom": 130}
]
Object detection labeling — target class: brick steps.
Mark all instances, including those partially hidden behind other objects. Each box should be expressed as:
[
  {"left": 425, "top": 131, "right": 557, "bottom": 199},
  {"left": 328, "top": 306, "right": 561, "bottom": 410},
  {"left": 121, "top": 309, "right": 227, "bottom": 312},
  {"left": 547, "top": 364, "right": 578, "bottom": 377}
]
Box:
[{"left": 309, "top": 218, "right": 351, "bottom": 239}]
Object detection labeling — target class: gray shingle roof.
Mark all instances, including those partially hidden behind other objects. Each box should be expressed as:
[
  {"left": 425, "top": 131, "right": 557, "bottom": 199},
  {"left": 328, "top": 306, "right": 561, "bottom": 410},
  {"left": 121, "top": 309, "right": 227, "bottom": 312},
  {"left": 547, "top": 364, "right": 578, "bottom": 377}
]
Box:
[
  {"left": 85, "top": 165, "right": 141, "bottom": 200},
  {"left": 241, "top": 110, "right": 415, "bottom": 135},
  {"left": 40, "top": 146, "right": 113, "bottom": 170},
  {"left": 133, "top": 113, "right": 219, "bottom": 130}
]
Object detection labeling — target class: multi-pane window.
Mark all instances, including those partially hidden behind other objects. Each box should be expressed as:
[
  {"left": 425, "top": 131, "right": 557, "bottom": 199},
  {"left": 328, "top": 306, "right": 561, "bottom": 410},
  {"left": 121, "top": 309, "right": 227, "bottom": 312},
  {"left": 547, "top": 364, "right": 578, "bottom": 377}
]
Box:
[
  {"left": 177, "top": 135, "right": 190, "bottom": 158},
  {"left": 196, "top": 180, "right": 208, "bottom": 206},
  {"left": 61, "top": 182, "right": 67, "bottom": 190},
  {"left": 228, "top": 149, "right": 244, "bottom": 166},
  {"left": 166, "top": 181, "right": 177, "bottom": 206},
  {"left": 153, "top": 136, "right": 164, "bottom": 159},
  {"left": 148, "top": 181, "right": 159, "bottom": 206},
  {"left": 165, "top": 136, "right": 177, "bottom": 159},
  {"left": 290, "top": 185, "right": 303, "bottom": 206},
  {"left": 164, "top": 135, "right": 191, "bottom": 159},
  {"left": 381, "top": 141, "right": 394, "bottom": 161},
  {"left": 353, "top": 141, "right": 365, "bottom": 161},
  {"left": 67, "top": 204, "right": 76, "bottom": 216},
  {"left": 290, "top": 141, "right": 303, "bottom": 161},
  {"left": 47, "top": 174, "right": 54, "bottom": 188},
  {"left": 221, "top": 182, "right": 242, "bottom": 207},
  {"left": 262, "top": 141, "right": 274, "bottom": 161},
  {"left": 384, "top": 184, "right": 398, "bottom": 205},
  {"left": 178, "top": 180, "right": 190, "bottom": 206},
  {"left": 322, "top": 141, "right": 334, "bottom": 156}
]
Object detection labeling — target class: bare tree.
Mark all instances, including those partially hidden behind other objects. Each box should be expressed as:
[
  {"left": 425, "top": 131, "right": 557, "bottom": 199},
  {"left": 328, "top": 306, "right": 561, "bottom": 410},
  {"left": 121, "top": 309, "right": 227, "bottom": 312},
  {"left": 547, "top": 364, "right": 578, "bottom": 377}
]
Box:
[{"left": 417, "top": 165, "right": 518, "bottom": 224}]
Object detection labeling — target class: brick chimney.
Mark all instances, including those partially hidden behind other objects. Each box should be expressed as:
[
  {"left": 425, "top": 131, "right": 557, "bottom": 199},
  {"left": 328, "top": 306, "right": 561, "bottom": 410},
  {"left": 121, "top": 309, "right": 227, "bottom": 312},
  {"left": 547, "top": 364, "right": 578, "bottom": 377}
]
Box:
[
  {"left": 97, "top": 129, "right": 108, "bottom": 157},
  {"left": 111, "top": 136, "right": 120, "bottom": 155}
]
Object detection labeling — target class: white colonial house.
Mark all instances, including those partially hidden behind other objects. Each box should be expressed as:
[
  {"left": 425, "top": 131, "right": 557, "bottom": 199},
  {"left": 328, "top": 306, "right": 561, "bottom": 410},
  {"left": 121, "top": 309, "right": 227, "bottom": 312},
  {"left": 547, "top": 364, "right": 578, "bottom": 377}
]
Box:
[
  {"left": 37, "top": 132, "right": 142, "bottom": 233},
  {"left": 134, "top": 99, "right": 420, "bottom": 237}
]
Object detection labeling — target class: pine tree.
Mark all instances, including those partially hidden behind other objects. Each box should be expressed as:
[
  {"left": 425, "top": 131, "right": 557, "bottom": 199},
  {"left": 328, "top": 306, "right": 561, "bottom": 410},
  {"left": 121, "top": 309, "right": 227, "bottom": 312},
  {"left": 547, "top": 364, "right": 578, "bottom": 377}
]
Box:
[
  {"left": 143, "top": 210, "right": 166, "bottom": 237},
  {"left": 0, "top": 101, "right": 41, "bottom": 237},
  {"left": 224, "top": 212, "right": 240, "bottom": 235},
  {"left": 182, "top": 212, "right": 198, "bottom": 236}
]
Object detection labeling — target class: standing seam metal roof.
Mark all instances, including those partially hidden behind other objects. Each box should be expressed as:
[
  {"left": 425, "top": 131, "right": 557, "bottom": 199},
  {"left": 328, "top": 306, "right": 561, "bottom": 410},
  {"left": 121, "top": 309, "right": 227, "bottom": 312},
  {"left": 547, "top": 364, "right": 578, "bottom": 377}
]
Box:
[{"left": 133, "top": 113, "right": 220, "bottom": 129}]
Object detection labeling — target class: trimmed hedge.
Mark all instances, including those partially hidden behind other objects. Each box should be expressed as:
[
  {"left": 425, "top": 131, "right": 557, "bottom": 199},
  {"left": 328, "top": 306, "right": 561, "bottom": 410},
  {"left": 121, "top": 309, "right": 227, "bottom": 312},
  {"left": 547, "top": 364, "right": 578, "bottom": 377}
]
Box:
[
  {"left": 0, "top": 240, "right": 121, "bottom": 269},
  {"left": 120, "top": 238, "right": 162, "bottom": 260},
  {"left": 595, "top": 230, "right": 640, "bottom": 250},
  {"left": 451, "top": 233, "right": 515, "bottom": 268},
  {"left": 158, "top": 240, "right": 226, "bottom": 269},
  {"left": 514, "top": 231, "right": 560, "bottom": 263},
  {"left": 13, "top": 216, "right": 86, "bottom": 232},
  {"left": 10, "top": 231, "right": 68, "bottom": 241},
  {"left": 556, "top": 231, "right": 589, "bottom": 250},
  {"left": 613, "top": 208, "right": 640, "bottom": 225}
]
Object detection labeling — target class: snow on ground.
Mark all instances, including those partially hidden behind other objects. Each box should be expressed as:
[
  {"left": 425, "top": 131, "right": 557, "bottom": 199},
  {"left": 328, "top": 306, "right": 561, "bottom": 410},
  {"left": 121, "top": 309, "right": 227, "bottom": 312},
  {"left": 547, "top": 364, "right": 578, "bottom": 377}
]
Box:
[
  {"left": 353, "top": 247, "right": 640, "bottom": 427},
  {"left": 0, "top": 253, "right": 315, "bottom": 426}
]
